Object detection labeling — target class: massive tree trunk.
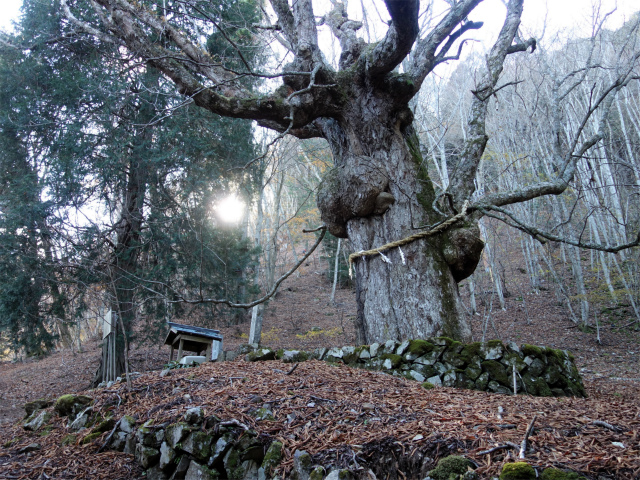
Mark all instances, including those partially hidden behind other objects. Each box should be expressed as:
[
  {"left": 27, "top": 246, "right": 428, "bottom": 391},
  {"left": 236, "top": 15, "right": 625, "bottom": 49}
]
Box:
[{"left": 316, "top": 93, "right": 482, "bottom": 343}]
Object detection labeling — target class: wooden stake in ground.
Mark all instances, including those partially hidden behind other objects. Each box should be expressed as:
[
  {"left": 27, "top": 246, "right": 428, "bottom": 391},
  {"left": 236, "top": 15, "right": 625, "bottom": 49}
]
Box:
[{"left": 519, "top": 415, "right": 537, "bottom": 459}]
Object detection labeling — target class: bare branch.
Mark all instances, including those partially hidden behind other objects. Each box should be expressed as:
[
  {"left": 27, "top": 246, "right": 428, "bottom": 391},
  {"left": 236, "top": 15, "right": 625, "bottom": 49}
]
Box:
[
  {"left": 478, "top": 205, "right": 640, "bottom": 253},
  {"left": 408, "top": 0, "right": 483, "bottom": 89},
  {"left": 134, "top": 226, "right": 327, "bottom": 308},
  {"left": 61, "top": 0, "right": 121, "bottom": 45},
  {"left": 433, "top": 21, "right": 484, "bottom": 67},
  {"left": 448, "top": 0, "right": 529, "bottom": 208}
]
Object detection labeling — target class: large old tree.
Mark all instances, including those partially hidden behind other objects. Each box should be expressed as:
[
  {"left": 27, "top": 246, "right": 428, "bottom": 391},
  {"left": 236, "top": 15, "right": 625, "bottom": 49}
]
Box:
[{"left": 63, "top": 0, "right": 639, "bottom": 344}]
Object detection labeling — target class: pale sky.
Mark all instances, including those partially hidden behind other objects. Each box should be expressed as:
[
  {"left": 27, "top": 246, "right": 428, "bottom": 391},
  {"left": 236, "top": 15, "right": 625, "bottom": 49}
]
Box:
[{"left": 0, "top": 0, "right": 638, "bottom": 46}]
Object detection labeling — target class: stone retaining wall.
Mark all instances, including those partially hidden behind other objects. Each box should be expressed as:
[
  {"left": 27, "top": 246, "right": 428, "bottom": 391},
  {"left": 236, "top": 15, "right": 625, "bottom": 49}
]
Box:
[{"left": 236, "top": 338, "right": 586, "bottom": 398}]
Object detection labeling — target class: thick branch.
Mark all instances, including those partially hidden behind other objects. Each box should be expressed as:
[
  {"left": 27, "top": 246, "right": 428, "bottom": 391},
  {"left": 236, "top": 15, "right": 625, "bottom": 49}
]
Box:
[
  {"left": 291, "top": 0, "right": 319, "bottom": 61},
  {"left": 447, "top": 0, "right": 527, "bottom": 208},
  {"left": 433, "top": 21, "right": 484, "bottom": 67},
  {"left": 61, "top": 0, "right": 121, "bottom": 45},
  {"left": 408, "top": 0, "right": 483, "bottom": 89},
  {"left": 269, "top": 0, "right": 298, "bottom": 51},
  {"left": 365, "top": 0, "right": 420, "bottom": 77},
  {"left": 324, "top": 2, "right": 364, "bottom": 69}
]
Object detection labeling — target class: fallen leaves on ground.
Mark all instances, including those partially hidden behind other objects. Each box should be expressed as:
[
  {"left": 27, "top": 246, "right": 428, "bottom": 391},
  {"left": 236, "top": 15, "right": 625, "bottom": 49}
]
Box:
[{"left": 2, "top": 359, "right": 639, "bottom": 479}]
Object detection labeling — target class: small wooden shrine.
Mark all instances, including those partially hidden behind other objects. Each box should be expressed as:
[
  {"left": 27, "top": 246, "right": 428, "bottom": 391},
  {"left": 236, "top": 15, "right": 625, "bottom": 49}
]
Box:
[{"left": 164, "top": 321, "right": 223, "bottom": 362}]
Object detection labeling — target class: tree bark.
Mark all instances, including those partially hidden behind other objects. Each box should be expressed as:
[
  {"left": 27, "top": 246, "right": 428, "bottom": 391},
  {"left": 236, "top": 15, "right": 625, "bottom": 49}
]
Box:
[
  {"left": 317, "top": 103, "right": 482, "bottom": 342},
  {"left": 93, "top": 152, "right": 147, "bottom": 385}
]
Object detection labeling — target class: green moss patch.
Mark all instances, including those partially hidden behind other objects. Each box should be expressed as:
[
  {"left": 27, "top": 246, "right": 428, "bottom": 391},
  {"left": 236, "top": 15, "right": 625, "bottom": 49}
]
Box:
[
  {"left": 541, "top": 467, "right": 585, "bottom": 480},
  {"left": 54, "top": 394, "right": 93, "bottom": 417},
  {"left": 500, "top": 462, "right": 536, "bottom": 480},
  {"left": 81, "top": 432, "right": 102, "bottom": 445},
  {"left": 61, "top": 434, "right": 77, "bottom": 446},
  {"left": 407, "top": 339, "right": 435, "bottom": 356},
  {"left": 428, "top": 455, "right": 474, "bottom": 480},
  {"left": 481, "top": 360, "right": 509, "bottom": 386},
  {"left": 3, "top": 437, "right": 21, "bottom": 448},
  {"left": 380, "top": 353, "right": 403, "bottom": 369},
  {"left": 521, "top": 344, "right": 544, "bottom": 357},
  {"left": 261, "top": 440, "right": 283, "bottom": 475}
]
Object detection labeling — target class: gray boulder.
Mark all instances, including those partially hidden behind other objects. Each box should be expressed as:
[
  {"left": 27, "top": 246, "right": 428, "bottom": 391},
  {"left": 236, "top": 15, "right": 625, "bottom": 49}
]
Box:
[
  {"left": 186, "top": 461, "right": 219, "bottom": 480},
  {"left": 290, "top": 450, "right": 313, "bottom": 480},
  {"left": 159, "top": 441, "right": 177, "bottom": 471},
  {"left": 184, "top": 407, "right": 204, "bottom": 425},
  {"left": 69, "top": 406, "right": 93, "bottom": 431},
  {"left": 23, "top": 399, "right": 52, "bottom": 418},
  {"left": 23, "top": 410, "right": 52, "bottom": 431},
  {"left": 136, "top": 444, "right": 160, "bottom": 469}
]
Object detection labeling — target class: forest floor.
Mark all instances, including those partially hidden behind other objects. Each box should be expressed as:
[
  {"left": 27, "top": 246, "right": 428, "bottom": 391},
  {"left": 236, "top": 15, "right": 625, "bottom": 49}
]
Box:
[{"left": 1, "top": 249, "right": 639, "bottom": 478}]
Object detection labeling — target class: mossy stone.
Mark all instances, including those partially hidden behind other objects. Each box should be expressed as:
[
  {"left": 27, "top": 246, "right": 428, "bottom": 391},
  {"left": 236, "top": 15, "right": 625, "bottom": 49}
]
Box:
[
  {"left": 540, "top": 467, "right": 585, "bottom": 479},
  {"left": 187, "top": 461, "right": 220, "bottom": 480},
  {"left": 253, "top": 407, "right": 275, "bottom": 421},
  {"left": 61, "top": 434, "right": 77, "bottom": 446},
  {"left": 182, "top": 431, "right": 212, "bottom": 460},
  {"left": 442, "top": 348, "right": 467, "bottom": 368},
  {"left": 406, "top": 339, "right": 435, "bottom": 357},
  {"left": 563, "top": 379, "right": 587, "bottom": 398},
  {"left": 454, "top": 371, "right": 475, "bottom": 389},
  {"left": 92, "top": 417, "right": 115, "bottom": 434},
  {"left": 421, "top": 382, "right": 435, "bottom": 389},
  {"left": 501, "top": 352, "right": 527, "bottom": 372},
  {"left": 165, "top": 422, "right": 192, "bottom": 449},
  {"left": 414, "top": 364, "right": 438, "bottom": 379},
  {"left": 246, "top": 348, "right": 276, "bottom": 362},
  {"left": 261, "top": 440, "right": 283, "bottom": 474},
  {"left": 309, "top": 466, "right": 326, "bottom": 480},
  {"left": 342, "top": 347, "right": 358, "bottom": 364},
  {"left": 120, "top": 415, "right": 136, "bottom": 433},
  {"left": 428, "top": 455, "right": 474, "bottom": 480},
  {"left": 488, "top": 380, "right": 513, "bottom": 395},
  {"left": 500, "top": 462, "right": 536, "bottom": 480},
  {"left": 482, "top": 340, "right": 505, "bottom": 360},
  {"left": 442, "top": 369, "right": 457, "bottom": 387},
  {"left": 24, "top": 410, "right": 53, "bottom": 431},
  {"left": 464, "top": 364, "right": 482, "bottom": 381},
  {"left": 81, "top": 432, "right": 102, "bottom": 445},
  {"left": 54, "top": 394, "right": 93, "bottom": 417},
  {"left": 482, "top": 360, "right": 509, "bottom": 386},
  {"left": 380, "top": 353, "right": 403, "bottom": 369},
  {"left": 432, "top": 336, "right": 455, "bottom": 347},
  {"left": 525, "top": 357, "right": 546, "bottom": 377},
  {"left": 136, "top": 444, "right": 161, "bottom": 468},
  {"left": 521, "top": 344, "right": 544, "bottom": 357},
  {"left": 459, "top": 343, "right": 483, "bottom": 364},
  {"left": 544, "top": 364, "right": 565, "bottom": 387},
  {"left": 24, "top": 399, "right": 52, "bottom": 418},
  {"left": 159, "top": 441, "right": 176, "bottom": 470},
  {"left": 475, "top": 372, "right": 490, "bottom": 390}
]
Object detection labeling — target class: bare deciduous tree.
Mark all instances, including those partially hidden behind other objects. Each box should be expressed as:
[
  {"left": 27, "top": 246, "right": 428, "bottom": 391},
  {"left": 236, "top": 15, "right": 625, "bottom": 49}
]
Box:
[{"left": 63, "top": 0, "right": 640, "bottom": 343}]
